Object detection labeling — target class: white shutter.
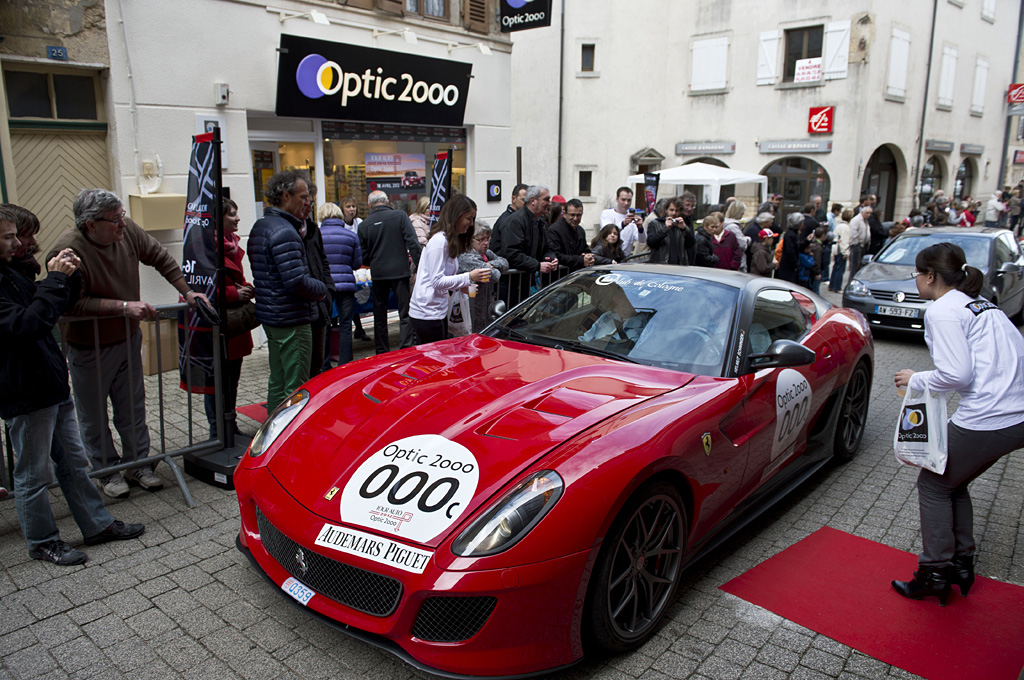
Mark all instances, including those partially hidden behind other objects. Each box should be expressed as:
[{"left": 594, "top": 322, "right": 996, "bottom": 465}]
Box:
[
  {"left": 691, "top": 37, "right": 729, "bottom": 91},
  {"left": 937, "top": 46, "right": 957, "bottom": 108},
  {"left": 982, "top": 0, "right": 996, "bottom": 21},
  {"left": 886, "top": 29, "right": 911, "bottom": 98},
  {"left": 971, "top": 57, "right": 989, "bottom": 114},
  {"left": 823, "top": 20, "right": 851, "bottom": 80},
  {"left": 757, "top": 30, "right": 780, "bottom": 86}
]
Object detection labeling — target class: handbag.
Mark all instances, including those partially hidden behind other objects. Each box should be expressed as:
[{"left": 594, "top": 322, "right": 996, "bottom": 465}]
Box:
[
  {"left": 893, "top": 386, "right": 948, "bottom": 474},
  {"left": 224, "top": 300, "right": 259, "bottom": 336},
  {"left": 447, "top": 291, "right": 472, "bottom": 338}
]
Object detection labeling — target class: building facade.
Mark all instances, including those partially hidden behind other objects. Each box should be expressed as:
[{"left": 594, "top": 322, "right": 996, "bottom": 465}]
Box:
[
  {"left": 511, "top": 0, "right": 1021, "bottom": 232},
  {"left": 1, "top": 0, "right": 509, "bottom": 303}
]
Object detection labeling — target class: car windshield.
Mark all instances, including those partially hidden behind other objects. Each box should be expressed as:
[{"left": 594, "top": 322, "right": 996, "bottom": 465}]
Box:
[
  {"left": 484, "top": 269, "right": 739, "bottom": 376},
  {"left": 875, "top": 233, "right": 990, "bottom": 269}
]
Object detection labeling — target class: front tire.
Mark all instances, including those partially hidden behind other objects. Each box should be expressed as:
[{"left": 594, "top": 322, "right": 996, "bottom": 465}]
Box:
[
  {"left": 584, "top": 481, "right": 687, "bottom": 653},
  {"left": 834, "top": 360, "right": 870, "bottom": 461}
]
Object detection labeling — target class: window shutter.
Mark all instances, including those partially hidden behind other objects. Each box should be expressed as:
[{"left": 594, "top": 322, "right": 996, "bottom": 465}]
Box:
[
  {"left": 982, "top": 0, "right": 996, "bottom": 21},
  {"left": 937, "top": 46, "right": 957, "bottom": 107},
  {"left": 375, "top": 0, "right": 405, "bottom": 15},
  {"left": 971, "top": 57, "right": 989, "bottom": 114},
  {"left": 823, "top": 20, "right": 850, "bottom": 80},
  {"left": 757, "top": 30, "right": 780, "bottom": 86},
  {"left": 885, "top": 29, "right": 911, "bottom": 98},
  {"left": 691, "top": 37, "right": 728, "bottom": 91},
  {"left": 344, "top": 0, "right": 374, "bottom": 8},
  {"left": 464, "top": 0, "right": 490, "bottom": 33}
]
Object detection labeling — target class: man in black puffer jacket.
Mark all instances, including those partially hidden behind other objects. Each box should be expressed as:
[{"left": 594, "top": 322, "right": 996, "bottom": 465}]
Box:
[{"left": 248, "top": 170, "right": 328, "bottom": 410}]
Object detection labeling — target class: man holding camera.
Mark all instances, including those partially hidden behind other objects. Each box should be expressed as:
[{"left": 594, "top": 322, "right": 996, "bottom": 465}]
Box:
[
  {"left": 600, "top": 187, "right": 646, "bottom": 257},
  {"left": 646, "top": 198, "right": 694, "bottom": 265}
]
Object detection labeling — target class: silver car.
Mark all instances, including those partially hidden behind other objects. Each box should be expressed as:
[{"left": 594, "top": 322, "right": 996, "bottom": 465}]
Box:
[{"left": 842, "top": 226, "right": 1024, "bottom": 333}]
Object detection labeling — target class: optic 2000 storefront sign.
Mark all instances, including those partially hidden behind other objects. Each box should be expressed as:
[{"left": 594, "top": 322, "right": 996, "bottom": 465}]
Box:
[{"left": 276, "top": 34, "right": 473, "bottom": 126}]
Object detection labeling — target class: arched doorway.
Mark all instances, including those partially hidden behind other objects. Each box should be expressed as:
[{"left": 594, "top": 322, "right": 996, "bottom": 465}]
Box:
[
  {"left": 760, "top": 156, "right": 830, "bottom": 225},
  {"left": 954, "top": 158, "right": 975, "bottom": 201},
  {"left": 862, "top": 145, "right": 901, "bottom": 221},
  {"left": 918, "top": 155, "right": 946, "bottom": 206},
  {"left": 683, "top": 157, "right": 731, "bottom": 217}
]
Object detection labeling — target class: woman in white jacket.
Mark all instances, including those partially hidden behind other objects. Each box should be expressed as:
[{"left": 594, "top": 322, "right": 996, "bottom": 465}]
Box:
[
  {"left": 892, "top": 242, "right": 1024, "bottom": 605},
  {"left": 409, "top": 194, "right": 490, "bottom": 344},
  {"left": 827, "top": 208, "right": 852, "bottom": 292}
]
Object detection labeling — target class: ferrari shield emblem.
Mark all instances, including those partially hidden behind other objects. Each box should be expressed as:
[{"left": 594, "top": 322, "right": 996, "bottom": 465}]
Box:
[
  {"left": 702, "top": 432, "right": 712, "bottom": 456},
  {"left": 324, "top": 486, "right": 339, "bottom": 501}
]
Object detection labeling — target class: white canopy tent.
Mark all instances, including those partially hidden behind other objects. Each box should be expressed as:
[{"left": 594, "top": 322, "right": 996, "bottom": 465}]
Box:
[{"left": 627, "top": 162, "right": 769, "bottom": 204}]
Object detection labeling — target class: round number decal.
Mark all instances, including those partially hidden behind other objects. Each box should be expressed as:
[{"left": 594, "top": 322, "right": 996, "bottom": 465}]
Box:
[
  {"left": 773, "top": 369, "right": 813, "bottom": 460},
  {"left": 341, "top": 435, "right": 480, "bottom": 543}
]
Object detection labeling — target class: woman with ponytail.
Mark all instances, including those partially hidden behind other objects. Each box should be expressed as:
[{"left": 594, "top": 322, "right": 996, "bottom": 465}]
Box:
[{"left": 892, "top": 242, "right": 1024, "bottom": 605}]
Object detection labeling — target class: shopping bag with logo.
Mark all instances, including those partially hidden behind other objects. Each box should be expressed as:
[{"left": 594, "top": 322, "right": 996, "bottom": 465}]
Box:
[
  {"left": 447, "top": 291, "right": 472, "bottom": 337},
  {"left": 893, "top": 386, "right": 948, "bottom": 474}
]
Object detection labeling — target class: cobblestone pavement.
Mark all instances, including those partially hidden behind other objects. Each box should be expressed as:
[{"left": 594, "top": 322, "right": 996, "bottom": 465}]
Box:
[{"left": 2, "top": 300, "right": 1022, "bottom": 680}]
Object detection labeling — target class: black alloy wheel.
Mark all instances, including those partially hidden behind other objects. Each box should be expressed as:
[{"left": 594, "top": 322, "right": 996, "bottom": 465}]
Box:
[
  {"left": 585, "top": 482, "right": 687, "bottom": 653},
  {"left": 834, "top": 361, "right": 870, "bottom": 460}
]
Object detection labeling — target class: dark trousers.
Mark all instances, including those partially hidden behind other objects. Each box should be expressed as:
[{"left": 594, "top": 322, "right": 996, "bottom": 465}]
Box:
[
  {"left": 917, "top": 419, "right": 1024, "bottom": 566},
  {"left": 204, "top": 357, "right": 243, "bottom": 436},
  {"left": 372, "top": 277, "right": 413, "bottom": 354},
  {"left": 848, "top": 244, "right": 865, "bottom": 279},
  {"left": 310, "top": 319, "right": 327, "bottom": 377},
  {"left": 411, "top": 317, "right": 447, "bottom": 344}
]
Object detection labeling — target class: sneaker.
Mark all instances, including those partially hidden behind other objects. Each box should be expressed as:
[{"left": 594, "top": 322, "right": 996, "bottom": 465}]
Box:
[
  {"left": 84, "top": 520, "right": 146, "bottom": 546},
  {"left": 0, "top": 486, "right": 7, "bottom": 500},
  {"left": 126, "top": 467, "right": 164, "bottom": 491},
  {"left": 30, "top": 539, "right": 88, "bottom": 565},
  {"left": 101, "top": 475, "right": 130, "bottom": 499}
]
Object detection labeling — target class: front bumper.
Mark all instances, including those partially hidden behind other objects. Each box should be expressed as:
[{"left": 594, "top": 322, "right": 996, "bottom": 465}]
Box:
[
  {"left": 235, "top": 466, "right": 591, "bottom": 678},
  {"left": 842, "top": 293, "right": 926, "bottom": 333}
]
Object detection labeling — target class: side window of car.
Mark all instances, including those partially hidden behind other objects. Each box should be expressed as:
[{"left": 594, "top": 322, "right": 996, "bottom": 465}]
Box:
[
  {"left": 994, "top": 233, "right": 1018, "bottom": 265},
  {"left": 749, "top": 289, "right": 808, "bottom": 354}
]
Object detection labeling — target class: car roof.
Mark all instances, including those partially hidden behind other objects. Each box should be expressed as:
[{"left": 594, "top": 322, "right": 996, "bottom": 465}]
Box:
[{"left": 897, "top": 226, "right": 1008, "bottom": 239}]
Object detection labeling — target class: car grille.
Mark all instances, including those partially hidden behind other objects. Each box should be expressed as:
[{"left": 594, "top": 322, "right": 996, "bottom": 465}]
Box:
[
  {"left": 255, "top": 507, "right": 403, "bottom": 616},
  {"left": 867, "top": 314, "right": 924, "bottom": 329},
  {"left": 411, "top": 596, "right": 497, "bottom": 642},
  {"left": 869, "top": 288, "right": 922, "bottom": 303}
]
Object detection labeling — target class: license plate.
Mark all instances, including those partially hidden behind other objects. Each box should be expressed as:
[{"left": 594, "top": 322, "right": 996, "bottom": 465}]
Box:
[
  {"left": 281, "top": 577, "right": 315, "bottom": 606},
  {"left": 875, "top": 305, "right": 919, "bottom": 318}
]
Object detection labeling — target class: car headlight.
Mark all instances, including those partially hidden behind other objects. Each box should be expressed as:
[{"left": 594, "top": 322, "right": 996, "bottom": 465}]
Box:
[
  {"left": 846, "top": 279, "right": 869, "bottom": 297},
  {"left": 248, "top": 390, "right": 309, "bottom": 458},
  {"left": 452, "top": 470, "right": 563, "bottom": 557}
]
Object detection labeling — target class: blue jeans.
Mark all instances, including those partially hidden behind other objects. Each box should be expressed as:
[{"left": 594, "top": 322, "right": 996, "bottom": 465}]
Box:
[
  {"left": 6, "top": 397, "right": 114, "bottom": 551},
  {"left": 830, "top": 253, "right": 847, "bottom": 291},
  {"left": 67, "top": 329, "right": 151, "bottom": 478}
]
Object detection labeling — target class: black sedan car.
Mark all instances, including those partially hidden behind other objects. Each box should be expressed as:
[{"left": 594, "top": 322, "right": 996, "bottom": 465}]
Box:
[{"left": 842, "top": 226, "right": 1024, "bottom": 333}]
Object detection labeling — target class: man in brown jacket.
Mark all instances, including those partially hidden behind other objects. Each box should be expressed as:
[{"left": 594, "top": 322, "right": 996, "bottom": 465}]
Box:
[{"left": 48, "top": 189, "right": 209, "bottom": 498}]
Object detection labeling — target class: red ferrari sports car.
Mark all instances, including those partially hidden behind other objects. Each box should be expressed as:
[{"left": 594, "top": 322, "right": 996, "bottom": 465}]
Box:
[{"left": 235, "top": 265, "right": 873, "bottom": 677}]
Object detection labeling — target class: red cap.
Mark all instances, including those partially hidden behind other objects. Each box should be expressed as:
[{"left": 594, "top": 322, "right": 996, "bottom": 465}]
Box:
[
  {"left": 758, "top": 228, "right": 777, "bottom": 239},
  {"left": 551, "top": 195, "right": 566, "bottom": 204}
]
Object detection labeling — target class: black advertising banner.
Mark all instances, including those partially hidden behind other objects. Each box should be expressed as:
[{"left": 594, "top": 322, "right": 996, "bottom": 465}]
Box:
[
  {"left": 500, "top": 0, "right": 553, "bottom": 32},
  {"left": 643, "top": 173, "right": 660, "bottom": 213},
  {"left": 276, "top": 34, "right": 473, "bottom": 126},
  {"left": 178, "top": 132, "right": 220, "bottom": 394},
  {"left": 429, "top": 151, "right": 452, "bottom": 230}
]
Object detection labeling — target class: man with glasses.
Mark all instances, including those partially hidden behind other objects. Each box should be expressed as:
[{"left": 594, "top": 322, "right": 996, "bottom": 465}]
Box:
[
  {"left": 545, "top": 199, "right": 594, "bottom": 274},
  {"left": 48, "top": 189, "right": 210, "bottom": 498}
]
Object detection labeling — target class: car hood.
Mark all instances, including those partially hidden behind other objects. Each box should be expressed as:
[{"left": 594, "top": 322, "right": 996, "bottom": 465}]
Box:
[
  {"left": 852, "top": 262, "right": 916, "bottom": 286},
  {"left": 267, "top": 334, "right": 693, "bottom": 547}
]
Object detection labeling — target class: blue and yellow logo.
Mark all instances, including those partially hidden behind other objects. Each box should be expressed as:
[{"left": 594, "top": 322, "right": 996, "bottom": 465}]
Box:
[{"left": 296, "top": 54, "right": 342, "bottom": 99}]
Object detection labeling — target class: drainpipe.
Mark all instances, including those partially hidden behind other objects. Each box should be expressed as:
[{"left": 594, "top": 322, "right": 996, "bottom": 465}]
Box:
[
  {"left": 914, "top": 0, "right": 939, "bottom": 210},
  {"left": 997, "top": 0, "right": 1024, "bottom": 188},
  {"left": 555, "top": 0, "right": 565, "bottom": 195}
]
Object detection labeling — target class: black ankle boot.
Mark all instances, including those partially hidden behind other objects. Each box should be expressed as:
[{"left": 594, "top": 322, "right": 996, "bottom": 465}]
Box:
[
  {"left": 950, "top": 555, "right": 975, "bottom": 597},
  {"left": 892, "top": 565, "right": 952, "bottom": 606}
]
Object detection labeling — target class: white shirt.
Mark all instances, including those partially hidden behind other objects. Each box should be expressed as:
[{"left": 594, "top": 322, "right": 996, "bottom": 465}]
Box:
[
  {"left": 343, "top": 217, "right": 362, "bottom": 234},
  {"left": 600, "top": 209, "right": 646, "bottom": 257},
  {"left": 984, "top": 198, "right": 1005, "bottom": 222},
  {"left": 909, "top": 289, "right": 1024, "bottom": 430},
  {"left": 409, "top": 232, "right": 472, "bottom": 321},
  {"left": 848, "top": 213, "right": 870, "bottom": 247}
]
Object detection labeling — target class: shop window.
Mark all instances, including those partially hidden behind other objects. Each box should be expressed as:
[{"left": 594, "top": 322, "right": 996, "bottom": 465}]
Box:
[
  {"left": 783, "top": 26, "right": 823, "bottom": 83},
  {"left": 579, "top": 170, "right": 592, "bottom": 197},
  {"left": 954, "top": 159, "right": 974, "bottom": 201},
  {"left": 581, "top": 44, "right": 595, "bottom": 72},
  {"left": 4, "top": 69, "right": 98, "bottom": 120},
  {"left": 919, "top": 156, "right": 944, "bottom": 206},
  {"left": 406, "top": 0, "right": 446, "bottom": 18}
]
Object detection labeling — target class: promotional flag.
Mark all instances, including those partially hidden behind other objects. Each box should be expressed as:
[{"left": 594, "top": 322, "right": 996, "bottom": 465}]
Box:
[
  {"left": 429, "top": 150, "right": 452, "bottom": 230},
  {"left": 178, "top": 131, "right": 221, "bottom": 394},
  {"left": 643, "top": 173, "right": 660, "bottom": 213}
]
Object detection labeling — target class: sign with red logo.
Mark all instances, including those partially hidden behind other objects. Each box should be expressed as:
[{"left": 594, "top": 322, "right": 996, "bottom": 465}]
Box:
[
  {"left": 1013, "top": 150, "right": 1024, "bottom": 164},
  {"left": 1008, "top": 84, "right": 1024, "bottom": 103},
  {"left": 808, "top": 106, "right": 833, "bottom": 134}
]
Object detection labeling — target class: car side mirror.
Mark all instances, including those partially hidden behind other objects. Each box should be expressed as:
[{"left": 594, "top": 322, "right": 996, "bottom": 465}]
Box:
[
  {"left": 998, "top": 261, "right": 1021, "bottom": 274},
  {"left": 748, "top": 339, "right": 816, "bottom": 369},
  {"left": 489, "top": 300, "right": 507, "bottom": 321}
]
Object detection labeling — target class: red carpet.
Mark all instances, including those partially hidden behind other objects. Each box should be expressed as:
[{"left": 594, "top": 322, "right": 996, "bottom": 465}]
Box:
[
  {"left": 236, "top": 402, "right": 268, "bottom": 425},
  {"left": 720, "top": 527, "right": 1024, "bottom": 680}
]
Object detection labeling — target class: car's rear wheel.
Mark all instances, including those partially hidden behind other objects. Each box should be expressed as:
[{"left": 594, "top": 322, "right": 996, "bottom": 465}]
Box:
[
  {"left": 834, "top": 360, "right": 870, "bottom": 461},
  {"left": 584, "top": 481, "right": 687, "bottom": 653}
]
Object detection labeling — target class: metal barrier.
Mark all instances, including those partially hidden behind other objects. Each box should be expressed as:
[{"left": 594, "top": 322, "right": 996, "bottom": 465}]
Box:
[{"left": 0, "top": 303, "right": 224, "bottom": 509}]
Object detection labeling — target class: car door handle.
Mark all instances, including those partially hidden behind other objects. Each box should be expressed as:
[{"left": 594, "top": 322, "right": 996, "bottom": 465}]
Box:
[{"left": 820, "top": 343, "right": 832, "bottom": 359}]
